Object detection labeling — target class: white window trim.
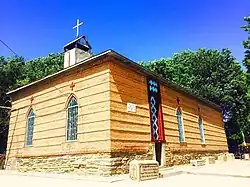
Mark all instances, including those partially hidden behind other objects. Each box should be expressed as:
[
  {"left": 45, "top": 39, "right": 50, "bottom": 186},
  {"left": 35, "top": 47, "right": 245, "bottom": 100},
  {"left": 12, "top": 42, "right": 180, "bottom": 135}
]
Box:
[
  {"left": 66, "top": 97, "right": 78, "bottom": 142},
  {"left": 25, "top": 110, "right": 35, "bottom": 147},
  {"left": 198, "top": 116, "right": 206, "bottom": 144},
  {"left": 177, "top": 108, "right": 185, "bottom": 143}
]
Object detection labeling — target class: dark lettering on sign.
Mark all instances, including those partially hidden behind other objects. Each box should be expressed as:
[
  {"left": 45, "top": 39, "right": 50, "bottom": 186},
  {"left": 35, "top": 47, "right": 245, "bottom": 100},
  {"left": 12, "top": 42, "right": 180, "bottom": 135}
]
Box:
[{"left": 146, "top": 77, "right": 165, "bottom": 143}]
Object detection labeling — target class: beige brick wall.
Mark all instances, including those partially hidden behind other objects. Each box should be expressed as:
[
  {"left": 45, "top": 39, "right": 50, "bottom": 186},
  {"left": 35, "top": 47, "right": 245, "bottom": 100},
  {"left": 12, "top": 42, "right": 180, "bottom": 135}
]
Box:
[
  {"left": 5, "top": 54, "right": 228, "bottom": 175},
  {"left": 109, "top": 59, "right": 228, "bottom": 153},
  {"left": 6, "top": 58, "right": 112, "bottom": 167}
]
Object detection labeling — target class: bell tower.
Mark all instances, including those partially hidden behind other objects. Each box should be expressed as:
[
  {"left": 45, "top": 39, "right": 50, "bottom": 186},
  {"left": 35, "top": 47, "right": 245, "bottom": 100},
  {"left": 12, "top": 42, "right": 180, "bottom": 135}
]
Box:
[{"left": 63, "top": 19, "right": 92, "bottom": 68}]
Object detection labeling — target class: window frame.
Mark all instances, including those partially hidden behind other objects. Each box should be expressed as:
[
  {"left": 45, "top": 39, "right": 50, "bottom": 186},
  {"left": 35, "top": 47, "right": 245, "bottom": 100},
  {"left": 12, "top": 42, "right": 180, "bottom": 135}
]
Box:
[
  {"left": 66, "top": 96, "right": 78, "bottom": 141},
  {"left": 198, "top": 116, "right": 205, "bottom": 144},
  {"left": 176, "top": 107, "right": 185, "bottom": 143},
  {"left": 25, "top": 109, "right": 35, "bottom": 146}
]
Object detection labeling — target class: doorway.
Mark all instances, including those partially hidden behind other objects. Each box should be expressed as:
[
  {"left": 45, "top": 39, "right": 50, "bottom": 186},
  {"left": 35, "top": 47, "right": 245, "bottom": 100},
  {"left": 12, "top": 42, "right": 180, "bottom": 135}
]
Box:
[{"left": 155, "top": 142, "right": 162, "bottom": 165}]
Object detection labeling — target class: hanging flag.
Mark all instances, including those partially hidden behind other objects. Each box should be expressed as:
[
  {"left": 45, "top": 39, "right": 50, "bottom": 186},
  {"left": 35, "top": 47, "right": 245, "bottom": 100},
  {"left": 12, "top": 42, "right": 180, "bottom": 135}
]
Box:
[{"left": 146, "top": 77, "right": 165, "bottom": 142}]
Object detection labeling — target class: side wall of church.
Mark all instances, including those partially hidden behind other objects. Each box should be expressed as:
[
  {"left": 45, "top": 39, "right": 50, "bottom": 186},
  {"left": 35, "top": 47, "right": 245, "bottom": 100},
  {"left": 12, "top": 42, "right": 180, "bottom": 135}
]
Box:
[
  {"left": 5, "top": 58, "right": 113, "bottom": 175},
  {"left": 109, "top": 58, "right": 228, "bottom": 174},
  {"left": 161, "top": 84, "right": 228, "bottom": 165}
]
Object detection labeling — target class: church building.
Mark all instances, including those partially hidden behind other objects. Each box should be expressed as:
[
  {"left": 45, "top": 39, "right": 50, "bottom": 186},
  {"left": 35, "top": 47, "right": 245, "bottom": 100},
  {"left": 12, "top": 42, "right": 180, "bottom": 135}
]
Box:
[{"left": 5, "top": 22, "right": 228, "bottom": 176}]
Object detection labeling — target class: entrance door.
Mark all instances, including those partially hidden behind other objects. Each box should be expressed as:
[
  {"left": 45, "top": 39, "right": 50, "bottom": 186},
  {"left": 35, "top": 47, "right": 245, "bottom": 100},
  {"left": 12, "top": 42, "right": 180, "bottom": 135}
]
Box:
[{"left": 155, "top": 142, "right": 162, "bottom": 165}]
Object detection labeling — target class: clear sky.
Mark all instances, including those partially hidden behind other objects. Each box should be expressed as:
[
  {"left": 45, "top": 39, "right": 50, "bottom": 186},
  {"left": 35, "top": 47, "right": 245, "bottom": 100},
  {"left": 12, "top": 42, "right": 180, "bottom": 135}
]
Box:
[{"left": 1, "top": 0, "right": 250, "bottom": 63}]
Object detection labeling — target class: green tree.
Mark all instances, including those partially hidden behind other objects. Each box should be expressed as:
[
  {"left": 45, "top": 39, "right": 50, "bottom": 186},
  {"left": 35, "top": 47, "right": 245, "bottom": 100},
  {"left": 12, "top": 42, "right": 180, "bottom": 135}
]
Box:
[
  {"left": 0, "top": 56, "right": 24, "bottom": 153},
  {"left": 241, "top": 16, "right": 250, "bottom": 73},
  {"left": 0, "top": 56, "right": 26, "bottom": 91},
  {"left": 0, "top": 55, "right": 25, "bottom": 135},
  {"left": 240, "top": 15, "right": 250, "bottom": 144},
  {"left": 0, "top": 53, "right": 64, "bottom": 153},
  {"left": 140, "top": 49, "right": 250, "bottom": 143},
  {"left": 24, "top": 53, "right": 64, "bottom": 83}
]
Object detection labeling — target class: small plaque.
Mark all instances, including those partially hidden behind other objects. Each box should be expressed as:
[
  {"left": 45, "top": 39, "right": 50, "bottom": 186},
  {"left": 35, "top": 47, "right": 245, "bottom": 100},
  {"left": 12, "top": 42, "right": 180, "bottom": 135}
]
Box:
[{"left": 127, "top": 103, "right": 136, "bottom": 113}]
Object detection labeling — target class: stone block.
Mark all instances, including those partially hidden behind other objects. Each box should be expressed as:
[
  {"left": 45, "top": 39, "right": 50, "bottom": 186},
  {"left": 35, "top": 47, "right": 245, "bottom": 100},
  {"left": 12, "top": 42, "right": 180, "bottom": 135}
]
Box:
[
  {"left": 72, "top": 160, "right": 86, "bottom": 168},
  {"left": 202, "top": 156, "right": 215, "bottom": 164},
  {"left": 217, "top": 155, "right": 224, "bottom": 161},
  {"left": 190, "top": 159, "right": 206, "bottom": 166},
  {"left": 229, "top": 153, "right": 235, "bottom": 160},
  {"left": 226, "top": 153, "right": 235, "bottom": 161},
  {"left": 208, "top": 156, "right": 216, "bottom": 164},
  {"left": 223, "top": 154, "right": 228, "bottom": 161},
  {"left": 129, "top": 160, "right": 159, "bottom": 181},
  {"left": 244, "top": 154, "right": 249, "bottom": 160}
]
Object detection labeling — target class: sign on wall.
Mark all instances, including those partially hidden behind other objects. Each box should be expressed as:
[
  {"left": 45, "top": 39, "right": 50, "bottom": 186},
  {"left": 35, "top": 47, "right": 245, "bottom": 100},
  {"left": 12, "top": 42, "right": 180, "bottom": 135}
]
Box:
[
  {"left": 127, "top": 103, "right": 137, "bottom": 113},
  {"left": 146, "top": 77, "right": 165, "bottom": 143}
]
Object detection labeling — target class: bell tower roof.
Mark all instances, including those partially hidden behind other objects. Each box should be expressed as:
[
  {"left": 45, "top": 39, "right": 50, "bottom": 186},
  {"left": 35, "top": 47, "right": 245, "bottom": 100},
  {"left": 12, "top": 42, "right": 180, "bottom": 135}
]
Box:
[{"left": 64, "top": 35, "right": 92, "bottom": 52}]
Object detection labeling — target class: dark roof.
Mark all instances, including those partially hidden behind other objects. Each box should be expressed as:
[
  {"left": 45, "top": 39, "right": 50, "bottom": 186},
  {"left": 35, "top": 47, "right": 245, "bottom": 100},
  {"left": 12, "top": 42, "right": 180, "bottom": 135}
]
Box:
[
  {"left": 7, "top": 49, "right": 221, "bottom": 112},
  {"left": 64, "top": 35, "right": 91, "bottom": 52}
]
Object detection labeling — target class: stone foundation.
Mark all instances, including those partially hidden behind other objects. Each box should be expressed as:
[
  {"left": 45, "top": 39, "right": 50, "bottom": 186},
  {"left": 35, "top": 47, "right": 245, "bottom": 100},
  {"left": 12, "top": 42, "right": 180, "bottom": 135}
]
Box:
[
  {"left": 165, "top": 150, "right": 227, "bottom": 166},
  {"left": 109, "top": 151, "right": 153, "bottom": 175},
  {"left": 4, "top": 146, "right": 227, "bottom": 176},
  {"left": 5, "top": 151, "right": 153, "bottom": 176},
  {"left": 6, "top": 154, "right": 111, "bottom": 176}
]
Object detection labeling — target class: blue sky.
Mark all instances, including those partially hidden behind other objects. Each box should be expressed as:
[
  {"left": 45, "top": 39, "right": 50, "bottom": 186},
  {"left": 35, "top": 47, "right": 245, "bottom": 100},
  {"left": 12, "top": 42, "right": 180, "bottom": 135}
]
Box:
[{"left": 1, "top": 0, "right": 249, "bottom": 64}]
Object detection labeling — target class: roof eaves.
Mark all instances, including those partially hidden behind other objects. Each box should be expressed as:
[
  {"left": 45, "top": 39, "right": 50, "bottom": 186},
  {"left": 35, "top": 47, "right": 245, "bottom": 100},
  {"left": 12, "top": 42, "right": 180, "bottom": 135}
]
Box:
[
  {"left": 7, "top": 49, "right": 112, "bottom": 95},
  {"left": 109, "top": 50, "right": 221, "bottom": 112},
  {"left": 7, "top": 49, "right": 221, "bottom": 112}
]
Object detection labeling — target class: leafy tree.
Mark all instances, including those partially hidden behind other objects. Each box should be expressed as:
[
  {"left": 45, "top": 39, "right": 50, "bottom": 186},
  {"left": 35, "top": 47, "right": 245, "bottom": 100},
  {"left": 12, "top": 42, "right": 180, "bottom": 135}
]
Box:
[
  {"left": 24, "top": 53, "right": 64, "bottom": 83},
  {"left": 241, "top": 16, "right": 250, "bottom": 73},
  {"left": 0, "top": 56, "right": 26, "bottom": 91},
  {"left": 140, "top": 48, "right": 250, "bottom": 145},
  {"left": 0, "top": 56, "right": 25, "bottom": 144},
  {"left": 0, "top": 53, "right": 63, "bottom": 153},
  {"left": 0, "top": 90, "right": 11, "bottom": 154},
  {"left": 0, "top": 53, "right": 63, "bottom": 92},
  {"left": 240, "top": 15, "right": 250, "bottom": 145}
]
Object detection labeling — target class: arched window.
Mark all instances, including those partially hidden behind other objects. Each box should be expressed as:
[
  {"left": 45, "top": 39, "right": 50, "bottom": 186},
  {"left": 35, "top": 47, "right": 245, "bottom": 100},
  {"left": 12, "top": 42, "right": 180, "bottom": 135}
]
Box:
[
  {"left": 198, "top": 116, "right": 205, "bottom": 144},
  {"left": 67, "top": 97, "right": 78, "bottom": 141},
  {"left": 176, "top": 107, "right": 185, "bottom": 142},
  {"left": 26, "top": 109, "right": 35, "bottom": 146}
]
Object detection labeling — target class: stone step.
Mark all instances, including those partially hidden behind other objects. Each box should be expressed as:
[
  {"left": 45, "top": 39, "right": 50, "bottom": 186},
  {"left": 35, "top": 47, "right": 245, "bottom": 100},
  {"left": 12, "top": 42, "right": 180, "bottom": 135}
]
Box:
[{"left": 190, "top": 159, "right": 206, "bottom": 166}]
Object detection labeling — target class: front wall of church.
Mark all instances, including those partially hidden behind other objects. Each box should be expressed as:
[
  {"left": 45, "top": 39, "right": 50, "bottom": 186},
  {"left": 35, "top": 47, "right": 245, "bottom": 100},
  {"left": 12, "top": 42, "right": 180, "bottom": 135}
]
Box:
[
  {"left": 5, "top": 58, "right": 113, "bottom": 175},
  {"left": 109, "top": 58, "right": 228, "bottom": 172}
]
